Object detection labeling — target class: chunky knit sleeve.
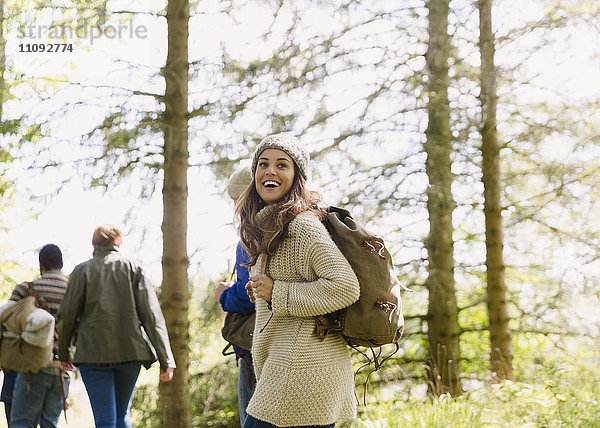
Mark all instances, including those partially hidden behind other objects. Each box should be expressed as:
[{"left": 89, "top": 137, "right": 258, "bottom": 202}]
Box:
[{"left": 270, "top": 214, "right": 359, "bottom": 317}]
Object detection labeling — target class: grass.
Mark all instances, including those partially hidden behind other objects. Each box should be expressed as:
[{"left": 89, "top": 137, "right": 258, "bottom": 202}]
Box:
[
  {"left": 7, "top": 348, "right": 595, "bottom": 428},
  {"left": 349, "top": 368, "right": 600, "bottom": 428},
  {"left": 5, "top": 374, "right": 597, "bottom": 428}
]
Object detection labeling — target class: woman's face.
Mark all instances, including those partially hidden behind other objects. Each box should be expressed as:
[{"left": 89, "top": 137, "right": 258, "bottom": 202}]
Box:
[{"left": 255, "top": 148, "right": 296, "bottom": 205}]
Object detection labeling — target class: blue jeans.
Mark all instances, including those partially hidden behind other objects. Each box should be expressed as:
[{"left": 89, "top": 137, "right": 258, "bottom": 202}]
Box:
[
  {"left": 243, "top": 414, "right": 335, "bottom": 428},
  {"left": 238, "top": 352, "right": 256, "bottom": 426},
  {"left": 78, "top": 362, "right": 142, "bottom": 428},
  {"left": 10, "top": 370, "right": 69, "bottom": 428}
]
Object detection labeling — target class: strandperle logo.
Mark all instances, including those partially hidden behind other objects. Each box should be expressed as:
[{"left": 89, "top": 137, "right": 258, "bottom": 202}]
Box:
[{"left": 17, "top": 22, "right": 148, "bottom": 45}]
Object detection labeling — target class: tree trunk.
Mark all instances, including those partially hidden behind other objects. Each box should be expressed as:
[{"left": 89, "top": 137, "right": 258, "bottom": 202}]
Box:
[
  {"left": 424, "top": 0, "right": 462, "bottom": 396},
  {"left": 159, "top": 0, "right": 192, "bottom": 426},
  {"left": 479, "top": 0, "right": 513, "bottom": 381}
]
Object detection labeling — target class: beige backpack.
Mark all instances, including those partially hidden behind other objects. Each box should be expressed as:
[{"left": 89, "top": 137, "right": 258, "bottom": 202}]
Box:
[{"left": 0, "top": 285, "right": 55, "bottom": 374}]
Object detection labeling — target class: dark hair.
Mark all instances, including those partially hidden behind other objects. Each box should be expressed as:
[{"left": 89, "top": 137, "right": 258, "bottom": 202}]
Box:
[
  {"left": 39, "top": 244, "right": 63, "bottom": 270},
  {"left": 236, "top": 165, "right": 325, "bottom": 267}
]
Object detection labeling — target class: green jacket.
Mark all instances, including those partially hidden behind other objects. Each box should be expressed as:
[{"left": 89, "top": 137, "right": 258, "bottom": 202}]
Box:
[{"left": 57, "top": 246, "right": 176, "bottom": 369}]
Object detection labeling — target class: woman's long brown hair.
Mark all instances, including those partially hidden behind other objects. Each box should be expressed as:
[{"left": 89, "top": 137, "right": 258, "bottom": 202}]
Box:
[{"left": 236, "top": 165, "right": 325, "bottom": 267}]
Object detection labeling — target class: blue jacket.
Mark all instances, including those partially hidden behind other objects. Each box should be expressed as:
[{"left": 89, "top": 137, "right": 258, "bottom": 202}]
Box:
[
  {"left": 220, "top": 243, "right": 254, "bottom": 357},
  {"left": 220, "top": 243, "right": 254, "bottom": 313}
]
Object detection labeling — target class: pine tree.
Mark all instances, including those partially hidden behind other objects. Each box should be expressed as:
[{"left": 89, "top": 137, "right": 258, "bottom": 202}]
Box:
[
  {"left": 158, "top": 0, "right": 192, "bottom": 426},
  {"left": 424, "top": 0, "right": 462, "bottom": 396}
]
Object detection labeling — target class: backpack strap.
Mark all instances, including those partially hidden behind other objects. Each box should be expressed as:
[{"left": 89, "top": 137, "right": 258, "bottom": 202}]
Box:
[
  {"left": 257, "top": 254, "right": 273, "bottom": 333},
  {"left": 352, "top": 342, "right": 400, "bottom": 406},
  {"left": 315, "top": 312, "right": 343, "bottom": 340},
  {"left": 26, "top": 282, "right": 50, "bottom": 313},
  {"left": 28, "top": 281, "right": 61, "bottom": 362},
  {"left": 60, "top": 370, "right": 68, "bottom": 422},
  {"left": 260, "top": 255, "right": 268, "bottom": 277},
  {"left": 221, "top": 344, "right": 254, "bottom": 390},
  {"left": 221, "top": 343, "right": 235, "bottom": 357},
  {"left": 239, "top": 352, "right": 254, "bottom": 390}
]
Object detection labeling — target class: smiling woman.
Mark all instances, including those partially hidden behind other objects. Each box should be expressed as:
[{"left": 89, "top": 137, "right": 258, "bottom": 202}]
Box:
[{"left": 234, "top": 133, "right": 360, "bottom": 428}]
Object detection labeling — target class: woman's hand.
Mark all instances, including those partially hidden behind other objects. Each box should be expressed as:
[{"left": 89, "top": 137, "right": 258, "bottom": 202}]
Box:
[
  {"left": 160, "top": 367, "right": 175, "bottom": 382},
  {"left": 247, "top": 274, "right": 274, "bottom": 303}
]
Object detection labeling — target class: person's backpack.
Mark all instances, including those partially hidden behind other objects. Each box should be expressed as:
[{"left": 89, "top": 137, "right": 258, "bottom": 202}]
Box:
[
  {"left": 316, "top": 206, "right": 407, "bottom": 346},
  {"left": 316, "top": 206, "right": 410, "bottom": 401},
  {"left": 221, "top": 310, "right": 255, "bottom": 353},
  {"left": 221, "top": 255, "right": 270, "bottom": 356},
  {"left": 0, "top": 283, "right": 55, "bottom": 374}
]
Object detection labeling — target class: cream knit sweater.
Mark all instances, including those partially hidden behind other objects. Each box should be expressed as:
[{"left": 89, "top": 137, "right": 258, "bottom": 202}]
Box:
[{"left": 246, "top": 205, "right": 360, "bottom": 427}]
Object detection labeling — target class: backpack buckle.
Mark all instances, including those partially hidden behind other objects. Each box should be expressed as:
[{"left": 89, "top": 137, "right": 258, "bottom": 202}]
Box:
[
  {"left": 375, "top": 300, "right": 396, "bottom": 314},
  {"left": 363, "top": 240, "right": 387, "bottom": 260},
  {"left": 314, "top": 314, "right": 343, "bottom": 340}
]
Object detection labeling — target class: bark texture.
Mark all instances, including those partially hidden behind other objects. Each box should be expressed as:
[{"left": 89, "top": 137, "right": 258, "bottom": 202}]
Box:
[
  {"left": 424, "top": 0, "right": 462, "bottom": 396},
  {"left": 479, "top": 0, "right": 513, "bottom": 381},
  {"left": 159, "top": 0, "right": 192, "bottom": 426}
]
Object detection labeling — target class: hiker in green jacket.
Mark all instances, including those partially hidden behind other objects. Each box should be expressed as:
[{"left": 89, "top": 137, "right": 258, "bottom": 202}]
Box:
[{"left": 57, "top": 225, "right": 176, "bottom": 428}]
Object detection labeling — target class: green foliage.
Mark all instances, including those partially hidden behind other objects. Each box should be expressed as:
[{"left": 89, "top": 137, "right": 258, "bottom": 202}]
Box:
[
  {"left": 188, "top": 277, "right": 241, "bottom": 427},
  {"left": 0, "top": 260, "right": 35, "bottom": 301},
  {"left": 131, "top": 382, "right": 160, "bottom": 428},
  {"left": 348, "top": 331, "right": 599, "bottom": 426},
  {"left": 0, "top": 120, "right": 43, "bottom": 142},
  {"left": 85, "top": 109, "right": 163, "bottom": 190},
  {"left": 189, "top": 363, "right": 240, "bottom": 427},
  {"left": 351, "top": 356, "right": 600, "bottom": 427},
  {"left": 0, "top": 174, "right": 13, "bottom": 199}
]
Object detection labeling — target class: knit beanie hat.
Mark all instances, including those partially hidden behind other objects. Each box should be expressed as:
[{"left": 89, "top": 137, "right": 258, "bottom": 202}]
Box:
[
  {"left": 226, "top": 165, "right": 253, "bottom": 199},
  {"left": 251, "top": 133, "right": 309, "bottom": 180}
]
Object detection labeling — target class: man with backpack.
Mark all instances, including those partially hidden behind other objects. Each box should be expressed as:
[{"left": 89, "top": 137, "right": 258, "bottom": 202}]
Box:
[{"left": 8, "top": 243, "right": 69, "bottom": 428}]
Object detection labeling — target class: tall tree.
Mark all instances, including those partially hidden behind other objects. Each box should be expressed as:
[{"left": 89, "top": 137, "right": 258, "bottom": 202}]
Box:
[
  {"left": 424, "top": 0, "right": 461, "bottom": 395},
  {"left": 479, "top": 0, "right": 513, "bottom": 381},
  {"left": 158, "top": 0, "right": 192, "bottom": 426}
]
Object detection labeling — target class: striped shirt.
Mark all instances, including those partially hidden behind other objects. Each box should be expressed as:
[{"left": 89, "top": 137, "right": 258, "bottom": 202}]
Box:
[{"left": 10, "top": 270, "right": 68, "bottom": 319}]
